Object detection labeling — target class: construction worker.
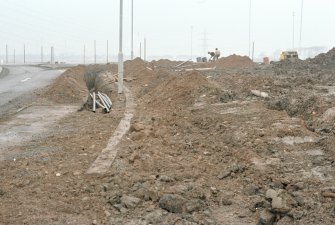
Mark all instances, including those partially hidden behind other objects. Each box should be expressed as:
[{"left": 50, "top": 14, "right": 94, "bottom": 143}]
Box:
[
  {"left": 208, "top": 51, "right": 215, "bottom": 62},
  {"left": 214, "top": 48, "right": 221, "bottom": 61}
]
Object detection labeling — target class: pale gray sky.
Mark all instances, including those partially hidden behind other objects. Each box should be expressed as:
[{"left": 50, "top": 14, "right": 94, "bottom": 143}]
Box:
[{"left": 0, "top": 0, "right": 334, "bottom": 62}]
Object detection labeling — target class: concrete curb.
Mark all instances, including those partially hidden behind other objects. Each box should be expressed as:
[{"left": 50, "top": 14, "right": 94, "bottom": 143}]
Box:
[{"left": 86, "top": 86, "right": 135, "bottom": 174}]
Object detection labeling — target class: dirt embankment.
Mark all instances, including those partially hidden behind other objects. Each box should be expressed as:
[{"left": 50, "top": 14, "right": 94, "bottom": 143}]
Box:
[{"left": 1, "top": 50, "right": 335, "bottom": 225}]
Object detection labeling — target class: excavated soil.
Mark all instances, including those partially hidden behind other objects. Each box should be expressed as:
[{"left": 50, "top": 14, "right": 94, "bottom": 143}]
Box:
[{"left": 1, "top": 50, "right": 335, "bottom": 225}]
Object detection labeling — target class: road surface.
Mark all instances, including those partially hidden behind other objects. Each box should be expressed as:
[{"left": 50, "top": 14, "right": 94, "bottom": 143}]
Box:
[{"left": 0, "top": 65, "right": 65, "bottom": 107}]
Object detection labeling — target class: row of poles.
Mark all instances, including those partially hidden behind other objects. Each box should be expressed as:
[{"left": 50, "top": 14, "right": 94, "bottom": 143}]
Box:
[
  {"left": 4, "top": 44, "right": 55, "bottom": 64},
  {"left": 3, "top": 37, "right": 147, "bottom": 65}
]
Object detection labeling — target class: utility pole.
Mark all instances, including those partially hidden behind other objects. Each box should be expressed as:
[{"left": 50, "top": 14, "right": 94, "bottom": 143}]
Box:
[
  {"left": 94, "top": 40, "right": 97, "bottom": 64},
  {"left": 140, "top": 42, "right": 142, "bottom": 59},
  {"left": 248, "top": 0, "right": 252, "bottom": 58},
  {"left": 41, "top": 46, "right": 44, "bottom": 63},
  {"left": 118, "top": 0, "right": 124, "bottom": 94},
  {"left": 201, "top": 31, "right": 208, "bottom": 57},
  {"left": 191, "top": 26, "right": 193, "bottom": 61},
  {"left": 6, "top": 44, "right": 8, "bottom": 64},
  {"left": 24, "top": 44, "right": 26, "bottom": 64},
  {"left": 299, "top": 0, "right": 304, "bottom": 52},
  {"left": 144, "top": 37, "right": 146, "bottom": 61},
  {"left": 252, "top": 42, "right": 255, "bottom": 62},
  {"left": 131, "top": 0, "right": 134, "bottom": 60},
  {"left": 292, "top": 12, "right": 295, "bottom": 49},
  {"left": 51, "top": 46, "right": 54, "bottom": 64},
  {"left": 107, "top": 40, "right": 109, "bottom": 63}
]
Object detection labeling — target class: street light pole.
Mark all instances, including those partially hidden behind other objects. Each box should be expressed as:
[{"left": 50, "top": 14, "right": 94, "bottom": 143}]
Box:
[
  {"left": 299, "top": 0, "right": 304, "bottom": 52},
  {"left": 248, "top": 0, "right": 252, "bottom": 58},
  {"left": 131, "top": 0, "right": 134, "bottom": 60},
  {"left": 292, "top": 12, "right": 295, "bottom": 49},
  {"left": 118, "top": 0, "right": 124, "bottom": 94}
]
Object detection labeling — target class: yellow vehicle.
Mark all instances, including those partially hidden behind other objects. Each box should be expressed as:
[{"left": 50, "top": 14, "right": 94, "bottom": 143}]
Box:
[{"left": 279, "top": 51, "right": 299, "bottom": 61}]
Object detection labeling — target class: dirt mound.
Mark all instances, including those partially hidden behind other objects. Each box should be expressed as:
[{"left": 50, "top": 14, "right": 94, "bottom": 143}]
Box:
[
  {"left": 213, "top": 55, "right": 253, "bottom": 69},
  {"left": 44, "top": 65, "right": 88, "bottom": 104},
  {"left": 143, "top": 71, "right": 211, "bottom": 108},
  {"left": 310, "top": 47, "right": 335, "bottom": 66},
  {"left": 151, "top": 59, "right": 182, "bottom": 68}
]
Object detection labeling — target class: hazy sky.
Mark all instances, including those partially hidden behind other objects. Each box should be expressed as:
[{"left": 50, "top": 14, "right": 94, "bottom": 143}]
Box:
[{"left": 0, "top": 0, "right": 334, "bottom": 62}]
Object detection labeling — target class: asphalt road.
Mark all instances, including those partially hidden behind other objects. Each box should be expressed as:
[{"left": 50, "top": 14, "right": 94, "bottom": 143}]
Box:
[{"left": 0, "top": 65, "right": 65, "bottom": 107}]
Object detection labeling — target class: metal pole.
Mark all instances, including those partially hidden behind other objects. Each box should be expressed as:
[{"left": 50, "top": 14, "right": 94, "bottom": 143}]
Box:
[
  {"left": 6, "top": 44, "right": 8, "bottom": 64},
  {"left": 252, "top": 41, "right": 255, "bottom": 62},
  {"left": 24, "top": 44, "right": 26, "bottom": 64},
  {"left": 191, "top": 26, "right": 193, "bottom": 61},
  {"left": 107, "top": 40, "right": 109, "bottom": 63},
  {"left": 94, "top": 40, "right": 96, "bottom": 64},
  {"left": 84, "top": 44, "right": 86, "bottom": 64},
  {"left": 292, "top": 12, "right": 295, "bottom": 49},
  {"left": 299, "top": 0, "right": 304, "bottom": 52},
  {"left": 41, "top": 46, "right": 44, "bottom": 63},
  {"left": 131, "top": 0, "right": 134, "bottom": 60},
  {"left": 118, "top": 0, "right": 124, "bottom": 94},
  {"left": 248, "top": 0, "right": 252, "bottom": 58},
  {"left": 144, "top": 37, "right": 146, "bottom": 61}
]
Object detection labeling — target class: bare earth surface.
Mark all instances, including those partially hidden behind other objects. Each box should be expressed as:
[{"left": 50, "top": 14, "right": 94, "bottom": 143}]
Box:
[{"left": 1, "top": 49, "right": 335, "bottom": 225}]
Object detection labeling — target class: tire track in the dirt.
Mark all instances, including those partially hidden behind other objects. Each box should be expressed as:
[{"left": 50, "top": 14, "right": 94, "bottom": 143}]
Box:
[{"left": 86, "top": 86, "right": 134, "bottom": 174}]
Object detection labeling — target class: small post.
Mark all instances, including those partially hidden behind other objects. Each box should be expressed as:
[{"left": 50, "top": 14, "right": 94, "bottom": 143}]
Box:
[
  {"left": 144, "top": 37, "right": 146, "bottom": 61},
  {"left": 252, "top": 41, "right": 255, "bottom": 62},
  {"left": 107, "top": 40, "right": 109, "bottom": 63},
  {"left": 24, "top": 44, "right": 26, "bottom": 64},
  {"left": 41, "top": 46, "right": 44, "bottom": 63},
  {"left": 84, "top": 44, "right": 86, "bottom": 64},
  {"left": 93, "top": 92, "right": 96, "bottom": 113},
  {"left": 6, "top": 44, "right": 8, "bottom": 64},
  {"left": 94, "top": 40, "right": 97, "bottom": 64},
  {"left": 191, "top": 26, "right": 193, "bottom": 61}
]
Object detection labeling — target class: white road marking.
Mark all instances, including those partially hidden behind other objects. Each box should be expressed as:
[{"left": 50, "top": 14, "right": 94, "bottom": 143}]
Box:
[{"left": 21, "top": 77, "right": 31, "bottom": 82}]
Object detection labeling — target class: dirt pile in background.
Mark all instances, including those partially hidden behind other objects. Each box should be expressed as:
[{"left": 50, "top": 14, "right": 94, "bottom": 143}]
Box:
[
  {"left": 309, "top": 47, "right": 335, "bottom": 66},
  {"left": 216, "top": 55, "right": 253, "bottom": 68},
  {"left": 143, "top": 71, "right": 211, "bottom": 109},
  {"left": 150, "top": 59, "right": 183, "bottom": 68}
]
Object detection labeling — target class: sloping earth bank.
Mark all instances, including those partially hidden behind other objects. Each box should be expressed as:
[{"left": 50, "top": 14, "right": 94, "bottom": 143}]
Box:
[{"left": 0, "top": 51, "right": 335, "bottom": 225}]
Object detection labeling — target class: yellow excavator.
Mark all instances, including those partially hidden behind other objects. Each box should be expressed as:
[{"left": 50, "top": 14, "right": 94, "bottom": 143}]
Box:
[{"left": 280, "top": 51, "right": 299, "bottom": 62}]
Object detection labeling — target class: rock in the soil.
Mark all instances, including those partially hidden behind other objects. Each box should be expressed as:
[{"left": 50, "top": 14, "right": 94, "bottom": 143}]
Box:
[
  {"left": 276, "top": 216, "right": 294, "bottom": 225},
  {"left": 259, "top": 209, "right": 275, "bottom": 225},
  {"left": 271, "top": 196, "right": 292, "bottom": 213},
  {"left": 130, "top": 123, "right": 146, "bottom": 132},
  {"left": 121, "top": 195, "right": 141, "bottom": 209},
  {"left": 185, "top": 199, "right": 204, "bottom": 213},
  {"left": 265, "top": 189, "right": 279, "bottom": 199},
  {"left": 159, "top": 194, "right": 187, "bottom": 213},
  {"left": 144, "top": 209, "right": 164, "bottom": 223},
  {"left": 265, "top": 189, "right": 295, "bottom": 213},
  {"left": 217, "top": 170, "right": 231, "bottom": 179},
  {"left": 159, "top": 175, "right": 175, "bottom": 182}
]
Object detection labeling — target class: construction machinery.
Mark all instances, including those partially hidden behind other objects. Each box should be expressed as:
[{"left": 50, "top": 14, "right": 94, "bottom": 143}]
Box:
[{"left": 280, "top": 51, "right": 299, "bottom": 62}]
